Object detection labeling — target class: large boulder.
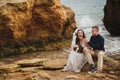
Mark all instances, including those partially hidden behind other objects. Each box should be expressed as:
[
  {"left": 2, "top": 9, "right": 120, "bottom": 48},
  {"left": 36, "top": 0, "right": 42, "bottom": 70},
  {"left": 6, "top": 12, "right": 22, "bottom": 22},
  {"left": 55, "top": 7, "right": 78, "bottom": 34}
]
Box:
[
  {"left": 103, "top": 0, "right": 120, "bottom": 35},
  {"left": 0, "top": 0, "right": 76, "bottom": 57}
]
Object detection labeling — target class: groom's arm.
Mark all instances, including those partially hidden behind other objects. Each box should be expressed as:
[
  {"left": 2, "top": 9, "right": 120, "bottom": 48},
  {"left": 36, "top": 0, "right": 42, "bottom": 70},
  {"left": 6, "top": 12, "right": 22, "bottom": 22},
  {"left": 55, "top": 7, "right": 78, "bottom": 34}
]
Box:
[
  {"left": 88, "top": 37, "right": 104, "bottom": 50},
  {"left": 84, "top": 38, "right": 92, "bottom": 49}
]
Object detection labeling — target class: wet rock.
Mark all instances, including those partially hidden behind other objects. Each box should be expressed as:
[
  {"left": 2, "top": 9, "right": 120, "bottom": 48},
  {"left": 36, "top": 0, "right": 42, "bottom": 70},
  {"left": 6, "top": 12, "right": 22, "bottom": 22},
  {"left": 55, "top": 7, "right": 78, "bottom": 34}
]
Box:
[
  {"left": 15, "top": 58, "right": 48, "bottom": 67},
  {"left": 43, "top": 59, "right": 67, "bottom": 70},
  {"left": 103, "top": 0, "right": 120, "bottom": 35}
]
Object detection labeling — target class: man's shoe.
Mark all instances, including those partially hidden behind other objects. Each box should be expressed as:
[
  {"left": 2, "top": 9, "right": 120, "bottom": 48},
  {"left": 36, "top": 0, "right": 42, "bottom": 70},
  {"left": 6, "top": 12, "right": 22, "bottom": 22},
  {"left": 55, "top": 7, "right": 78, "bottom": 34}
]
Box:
[
  {"left": 88, "top": 64, "right": 96, "bottom": 74},
  {"left": 94, "top": 69, "right": 103, "bottom": 73}
]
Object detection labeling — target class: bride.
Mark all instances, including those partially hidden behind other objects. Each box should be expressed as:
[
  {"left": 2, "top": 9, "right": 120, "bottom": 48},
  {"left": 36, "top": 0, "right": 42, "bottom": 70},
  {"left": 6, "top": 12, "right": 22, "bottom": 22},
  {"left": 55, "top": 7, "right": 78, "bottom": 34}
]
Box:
[{"left": 62, "top": 29, "right": 89, "bottom": 72}]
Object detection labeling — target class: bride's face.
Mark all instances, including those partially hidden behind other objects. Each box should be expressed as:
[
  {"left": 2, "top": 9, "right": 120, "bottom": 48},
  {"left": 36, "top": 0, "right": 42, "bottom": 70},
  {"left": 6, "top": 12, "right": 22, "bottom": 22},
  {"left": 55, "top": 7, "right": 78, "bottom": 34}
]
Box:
[{"left": 78, "top": 30, "right": 83, "bottom": 39}]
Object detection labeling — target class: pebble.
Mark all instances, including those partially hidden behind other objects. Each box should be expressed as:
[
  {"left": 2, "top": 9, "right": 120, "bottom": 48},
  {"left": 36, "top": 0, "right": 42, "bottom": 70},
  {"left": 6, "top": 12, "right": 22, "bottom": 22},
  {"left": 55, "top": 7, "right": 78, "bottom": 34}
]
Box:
[
  {"left": 109, "top": 71, "right": 115, "bottom": 74},
  {"left": 65, "top": 75, "right": 79, "bottom": 79}
]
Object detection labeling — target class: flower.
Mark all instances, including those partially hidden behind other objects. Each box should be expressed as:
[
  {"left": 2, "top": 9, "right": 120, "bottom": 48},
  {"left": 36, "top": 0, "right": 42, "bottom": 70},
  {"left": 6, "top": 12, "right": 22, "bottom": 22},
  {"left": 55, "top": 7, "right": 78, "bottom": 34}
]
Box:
[
  {"left": 73, "top": 45, "right": 79, "bottom": 52},
  {"left": 77, "top": 45, "right": 84, "bottom": 53},
  {"left": 73, "top": 45, "right": 84, "bottom": 53}
]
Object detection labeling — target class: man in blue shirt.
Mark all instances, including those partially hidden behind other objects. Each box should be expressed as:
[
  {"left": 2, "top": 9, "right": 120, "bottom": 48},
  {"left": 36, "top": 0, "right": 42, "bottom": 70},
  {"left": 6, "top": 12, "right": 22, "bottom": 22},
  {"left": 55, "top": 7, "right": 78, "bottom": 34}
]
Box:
[{"left": 84, "top": 26, "right": 105, "bottom": 74}]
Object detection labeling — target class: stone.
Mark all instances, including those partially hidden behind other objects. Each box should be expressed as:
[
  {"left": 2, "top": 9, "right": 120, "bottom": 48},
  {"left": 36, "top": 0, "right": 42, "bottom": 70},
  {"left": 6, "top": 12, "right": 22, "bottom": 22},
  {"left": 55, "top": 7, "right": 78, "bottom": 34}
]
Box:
[
  {"left": 65, "top": 75, "right": 79, "bottom": 79},
  {"left": 43, "top": 59, "right": 67, "bottom": 70},
  {"left": 34, "top": 0, "right": 60, "bottom": 6},
  {"left": 82, "top": 56, "right": 120, "bottom": 71},
  {"left": 0, "top": 62, "right": 4, "bottom": 66},
  {"left": 103, "top": 56, "right": 120, "bottom": 71},
  {"left": 0, "top": 64, "right": 20, "bottom": 73},
  {"left": 19, "top": 67, "right": 41, "bottom": 72},
  {"left": 92, "top": 73, "right": 105, "bottom": 78},
  {"left": 103, "top": 0, "right": 120, "bottom": 35},
  {"left": 104, "top": 74, "right": 119, "bottom": 80},
  {"left": 15, "top": 58, "right": 48, "bottom": 67},
  {"left": 25, "top": 71, "right": 52, "bottom": 80},
  {"left": 109, "top": 71, "right": 115, "bottom": 74},
  {"left": 0, "top": 0, "right": 76, "bottom": 57}
]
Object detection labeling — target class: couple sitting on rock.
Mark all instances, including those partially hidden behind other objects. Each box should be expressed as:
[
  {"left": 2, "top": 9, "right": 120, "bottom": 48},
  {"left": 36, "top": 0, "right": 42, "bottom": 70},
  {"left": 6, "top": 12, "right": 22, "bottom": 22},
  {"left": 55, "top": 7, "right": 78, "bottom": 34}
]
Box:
[{"left": 62, "top": 26, "right": 105, "bottom": 74}]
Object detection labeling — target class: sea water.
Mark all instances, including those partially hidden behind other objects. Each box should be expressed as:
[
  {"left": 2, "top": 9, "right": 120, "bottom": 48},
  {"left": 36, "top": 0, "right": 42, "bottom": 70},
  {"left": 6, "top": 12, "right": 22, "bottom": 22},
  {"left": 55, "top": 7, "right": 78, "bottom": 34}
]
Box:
[{"left": 61, "top": 0, "right": 120, "bottom": 53}]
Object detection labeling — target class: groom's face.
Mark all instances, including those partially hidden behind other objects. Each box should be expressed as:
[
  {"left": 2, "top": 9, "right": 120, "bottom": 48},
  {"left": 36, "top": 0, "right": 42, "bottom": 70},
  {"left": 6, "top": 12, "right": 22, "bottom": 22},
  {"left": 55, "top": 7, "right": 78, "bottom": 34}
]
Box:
[{"left": 91, "top": 28, "right": 99, "bottom": 36}]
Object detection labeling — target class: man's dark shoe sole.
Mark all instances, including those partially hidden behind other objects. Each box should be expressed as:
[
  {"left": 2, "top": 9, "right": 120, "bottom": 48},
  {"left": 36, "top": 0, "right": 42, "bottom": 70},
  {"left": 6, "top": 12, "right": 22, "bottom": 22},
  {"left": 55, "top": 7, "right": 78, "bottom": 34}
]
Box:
[
  {"left": 88, "top": 68, "right": 96, "bottom": 74},
  {"left": 88, "top": 64, "right": 96, "bottom": 74}
]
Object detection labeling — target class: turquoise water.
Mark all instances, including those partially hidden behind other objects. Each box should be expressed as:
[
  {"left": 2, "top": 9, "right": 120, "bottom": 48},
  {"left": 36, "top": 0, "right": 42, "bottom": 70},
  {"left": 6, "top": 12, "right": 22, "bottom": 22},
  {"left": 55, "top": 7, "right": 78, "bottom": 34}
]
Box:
[{"left": 61, "top": 0, "right": 120, "bottom": 53}]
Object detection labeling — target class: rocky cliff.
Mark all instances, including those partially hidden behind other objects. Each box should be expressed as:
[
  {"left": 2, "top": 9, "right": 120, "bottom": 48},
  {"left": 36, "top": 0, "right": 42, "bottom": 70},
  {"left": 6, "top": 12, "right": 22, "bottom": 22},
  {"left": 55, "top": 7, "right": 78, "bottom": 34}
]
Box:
[
  {"left": 103, "top": 0, "right": 120, "bottom": 35},
  {"left": 0, "top": 0, "right": 76, "bottom": 57}
]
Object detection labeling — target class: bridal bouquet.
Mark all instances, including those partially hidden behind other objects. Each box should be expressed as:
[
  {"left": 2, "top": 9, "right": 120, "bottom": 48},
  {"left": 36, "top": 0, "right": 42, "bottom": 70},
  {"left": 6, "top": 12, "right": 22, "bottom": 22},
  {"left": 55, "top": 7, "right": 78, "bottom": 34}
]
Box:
[
  {"left": 73, "top": 45, "right": 79, "bottom": 52},
  {"left": 73, "top": 45, "right": 83, "bottom": 53}
]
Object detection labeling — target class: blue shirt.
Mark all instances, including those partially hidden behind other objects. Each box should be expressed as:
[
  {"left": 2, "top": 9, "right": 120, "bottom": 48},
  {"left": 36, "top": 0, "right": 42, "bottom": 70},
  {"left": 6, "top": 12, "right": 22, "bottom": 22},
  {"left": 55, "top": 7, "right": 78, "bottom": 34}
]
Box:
[{"left": 88, "top": 34, "right": 105, "bottom": 51}]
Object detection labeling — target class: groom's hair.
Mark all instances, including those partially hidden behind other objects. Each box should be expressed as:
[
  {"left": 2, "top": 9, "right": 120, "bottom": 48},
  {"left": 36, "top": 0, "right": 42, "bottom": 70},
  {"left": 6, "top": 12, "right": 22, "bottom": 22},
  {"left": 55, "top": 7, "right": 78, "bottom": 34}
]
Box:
[{"left": 92, "top": 26, "right": 99, "bottom": 31}]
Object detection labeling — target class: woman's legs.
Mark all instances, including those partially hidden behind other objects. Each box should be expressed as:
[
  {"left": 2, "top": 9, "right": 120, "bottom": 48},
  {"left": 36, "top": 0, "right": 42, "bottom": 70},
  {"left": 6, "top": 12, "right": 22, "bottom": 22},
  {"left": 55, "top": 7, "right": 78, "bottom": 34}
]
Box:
[{"left": 84, "top": 48, "right": 95, "bottom": 65}]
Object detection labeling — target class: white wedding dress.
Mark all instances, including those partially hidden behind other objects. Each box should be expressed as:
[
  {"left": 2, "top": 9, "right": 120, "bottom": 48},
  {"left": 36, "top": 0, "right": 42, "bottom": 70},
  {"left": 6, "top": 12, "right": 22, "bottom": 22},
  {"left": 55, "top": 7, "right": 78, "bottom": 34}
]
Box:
[{"left": 63, "top": 29, "right": 87, "bottom": 72}]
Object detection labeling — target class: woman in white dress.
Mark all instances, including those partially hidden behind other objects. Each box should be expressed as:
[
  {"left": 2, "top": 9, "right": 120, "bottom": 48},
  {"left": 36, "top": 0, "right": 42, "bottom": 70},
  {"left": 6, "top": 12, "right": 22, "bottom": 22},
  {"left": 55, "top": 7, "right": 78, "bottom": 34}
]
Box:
[{"left": 62, "top": 29, "right": 89, "bottom": 72}]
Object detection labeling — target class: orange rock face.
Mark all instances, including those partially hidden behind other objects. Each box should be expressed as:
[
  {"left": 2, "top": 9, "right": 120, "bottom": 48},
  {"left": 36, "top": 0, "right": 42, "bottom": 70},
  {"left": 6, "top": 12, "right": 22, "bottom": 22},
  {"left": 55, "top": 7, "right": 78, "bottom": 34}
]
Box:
[{"left": 0, "top": 0, "right": 76, "bottom": 56}]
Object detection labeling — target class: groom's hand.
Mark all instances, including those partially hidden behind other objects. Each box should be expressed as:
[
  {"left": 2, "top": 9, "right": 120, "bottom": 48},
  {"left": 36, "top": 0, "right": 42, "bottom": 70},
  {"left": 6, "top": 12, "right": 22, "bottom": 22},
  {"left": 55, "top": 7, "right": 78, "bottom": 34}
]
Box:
[
  {"left": 85, "top": 39, "right": 91, "bottom": 49},
  {"left": 85, "top": 39, "right": 89, "bottom": 43},
  {"left": 84, "top": 38, "right": 92, "bottom": 49}
]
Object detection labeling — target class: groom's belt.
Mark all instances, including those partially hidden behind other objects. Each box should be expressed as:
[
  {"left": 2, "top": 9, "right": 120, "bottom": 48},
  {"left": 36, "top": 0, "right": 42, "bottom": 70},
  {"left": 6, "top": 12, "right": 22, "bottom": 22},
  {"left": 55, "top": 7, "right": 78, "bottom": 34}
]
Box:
[
  {"left": 93, "top": 49, "right": 104, "bottom": 52},
  {"left": 89, "top": 48, "right": 104, "bottom": 52}
]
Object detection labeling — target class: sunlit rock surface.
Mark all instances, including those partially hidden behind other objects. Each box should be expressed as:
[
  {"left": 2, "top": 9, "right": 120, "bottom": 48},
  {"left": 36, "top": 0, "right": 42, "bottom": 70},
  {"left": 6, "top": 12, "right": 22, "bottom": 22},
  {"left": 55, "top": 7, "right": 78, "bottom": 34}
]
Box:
[{"left": 0, "top": 0, "right": 76, "bottom": 57}]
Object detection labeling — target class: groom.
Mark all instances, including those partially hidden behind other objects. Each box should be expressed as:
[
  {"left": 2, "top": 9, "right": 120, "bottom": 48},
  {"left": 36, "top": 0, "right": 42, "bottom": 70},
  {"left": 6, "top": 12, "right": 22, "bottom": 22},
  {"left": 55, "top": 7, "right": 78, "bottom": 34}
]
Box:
[{"left": 84, "top": 26, "right": 105, "bottom": 73}]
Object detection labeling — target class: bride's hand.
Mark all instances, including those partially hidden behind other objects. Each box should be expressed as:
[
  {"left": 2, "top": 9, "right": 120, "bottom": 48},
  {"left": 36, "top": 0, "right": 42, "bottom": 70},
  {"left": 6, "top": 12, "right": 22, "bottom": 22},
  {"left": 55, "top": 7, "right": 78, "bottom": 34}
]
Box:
[{"left": 73, "top": 45, "right": 78, "bottom": 51}]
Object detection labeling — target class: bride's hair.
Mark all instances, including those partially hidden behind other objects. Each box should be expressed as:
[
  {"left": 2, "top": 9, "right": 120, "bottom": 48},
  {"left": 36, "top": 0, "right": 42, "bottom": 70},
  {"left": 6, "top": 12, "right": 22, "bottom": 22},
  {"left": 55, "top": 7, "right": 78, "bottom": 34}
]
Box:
[{"left": 76, "top": 29, "right": 86, "bottom": 45}]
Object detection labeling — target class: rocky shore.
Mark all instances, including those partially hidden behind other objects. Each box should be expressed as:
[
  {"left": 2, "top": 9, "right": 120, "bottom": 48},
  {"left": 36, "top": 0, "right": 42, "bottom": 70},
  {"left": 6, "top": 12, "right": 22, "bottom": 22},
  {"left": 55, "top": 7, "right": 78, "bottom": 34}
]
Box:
[
  {"left": 0, "top": 48, "right": 120, "bottom": 80},
  {"left": 0, "top": 0, "right": 120, "bottom": 80},
  {"left": 0, "top": 39, "right": 119, "bottom": 80}
]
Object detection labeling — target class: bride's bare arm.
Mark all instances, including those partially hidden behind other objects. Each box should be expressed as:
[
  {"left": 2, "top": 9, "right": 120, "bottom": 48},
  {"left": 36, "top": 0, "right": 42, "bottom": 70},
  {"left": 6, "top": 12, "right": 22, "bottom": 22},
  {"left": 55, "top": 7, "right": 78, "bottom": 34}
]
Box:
[{"left": 84, "top": 38, "right": 91, "bottom": 48}]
